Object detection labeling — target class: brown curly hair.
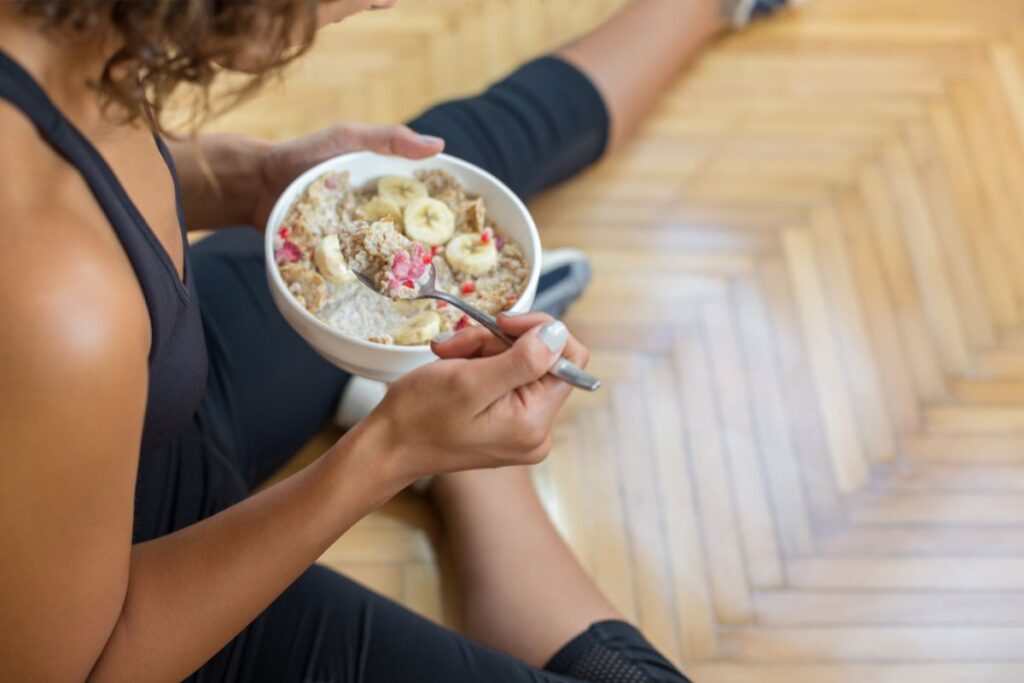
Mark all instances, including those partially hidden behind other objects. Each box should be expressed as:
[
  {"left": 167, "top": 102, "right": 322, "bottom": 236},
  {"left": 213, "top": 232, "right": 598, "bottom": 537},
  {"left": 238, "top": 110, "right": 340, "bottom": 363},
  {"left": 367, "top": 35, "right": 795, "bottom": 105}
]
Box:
[{"left": 16, "top": 0, "right": 324, "bottom": 132}]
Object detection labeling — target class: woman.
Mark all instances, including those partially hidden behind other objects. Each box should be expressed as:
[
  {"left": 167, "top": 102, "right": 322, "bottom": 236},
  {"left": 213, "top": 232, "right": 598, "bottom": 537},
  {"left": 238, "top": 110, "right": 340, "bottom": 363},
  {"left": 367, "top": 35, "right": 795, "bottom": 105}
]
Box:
[{"left": 0, "top": 0, "right": 787, "bottom": 680}]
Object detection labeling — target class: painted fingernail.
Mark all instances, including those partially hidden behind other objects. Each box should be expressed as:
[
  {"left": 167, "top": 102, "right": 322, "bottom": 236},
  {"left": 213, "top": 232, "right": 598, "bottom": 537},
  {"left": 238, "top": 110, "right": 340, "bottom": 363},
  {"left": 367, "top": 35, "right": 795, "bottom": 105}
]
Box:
[
  {"left": 538, "top": 320, "right": 568, "bottom": 353},
  {"left": 418, "top": 134, "right": 443, "bottom": 145},
  {"left": 432, "top": 331, "right": 456, "bottom": 344}
]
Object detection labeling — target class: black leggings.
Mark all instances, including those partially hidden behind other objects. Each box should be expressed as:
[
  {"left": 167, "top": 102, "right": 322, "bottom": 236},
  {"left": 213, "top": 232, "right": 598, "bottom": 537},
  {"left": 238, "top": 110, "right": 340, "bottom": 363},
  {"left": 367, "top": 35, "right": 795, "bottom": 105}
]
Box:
[{"left": 134, "top": 56, "right": 689, "bottom": 683}]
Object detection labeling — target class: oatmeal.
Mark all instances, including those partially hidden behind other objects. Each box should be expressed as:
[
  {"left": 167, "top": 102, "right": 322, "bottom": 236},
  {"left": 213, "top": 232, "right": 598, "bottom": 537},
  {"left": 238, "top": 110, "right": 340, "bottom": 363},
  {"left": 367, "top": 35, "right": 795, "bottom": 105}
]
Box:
[
  {"left": 341, "top": 220, "right": 430, "bottom": 300},
  {"left": 273, "top": 169, "right": 530, "bottom": 346}
]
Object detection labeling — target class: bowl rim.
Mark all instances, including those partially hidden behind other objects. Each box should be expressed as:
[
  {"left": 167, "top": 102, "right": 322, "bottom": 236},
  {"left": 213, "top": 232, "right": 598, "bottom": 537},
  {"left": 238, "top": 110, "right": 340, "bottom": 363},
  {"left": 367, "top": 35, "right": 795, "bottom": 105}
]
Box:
[{"left": 264, "top": 151, "right": 542, "bottom": 355}]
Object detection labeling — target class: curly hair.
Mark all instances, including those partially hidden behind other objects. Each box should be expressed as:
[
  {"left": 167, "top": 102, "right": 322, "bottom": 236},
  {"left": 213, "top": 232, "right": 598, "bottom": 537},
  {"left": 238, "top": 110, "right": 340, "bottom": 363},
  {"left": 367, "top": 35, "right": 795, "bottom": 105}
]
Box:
[{"left": 16, "top": 0, "right": 323, "bottom": 132}]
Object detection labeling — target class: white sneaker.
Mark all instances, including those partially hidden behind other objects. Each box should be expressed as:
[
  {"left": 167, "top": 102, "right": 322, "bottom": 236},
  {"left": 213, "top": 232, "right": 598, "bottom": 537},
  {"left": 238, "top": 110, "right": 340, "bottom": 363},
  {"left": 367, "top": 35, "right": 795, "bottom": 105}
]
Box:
[
  {"left": 334, "top": 375, "right": 388, "bottom": 430},
  {"left": 531, "top": 247, "right": 592, "bottom": 319}
]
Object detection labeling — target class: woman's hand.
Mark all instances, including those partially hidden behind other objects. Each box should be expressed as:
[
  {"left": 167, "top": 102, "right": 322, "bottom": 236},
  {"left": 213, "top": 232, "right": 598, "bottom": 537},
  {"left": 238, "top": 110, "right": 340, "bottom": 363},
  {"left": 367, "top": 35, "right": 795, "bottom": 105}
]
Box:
[
  {"left": 367, "top": 313, "right": 591, "bottom": 483},
  {"left": 252, "top": 123, "right": 444, "bottom": 227}
]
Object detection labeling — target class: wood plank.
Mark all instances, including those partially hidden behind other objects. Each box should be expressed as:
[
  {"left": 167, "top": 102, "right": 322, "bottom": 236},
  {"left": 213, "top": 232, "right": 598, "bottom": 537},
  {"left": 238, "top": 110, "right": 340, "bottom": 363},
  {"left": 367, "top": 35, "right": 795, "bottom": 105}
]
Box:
[
  {"left": 610, "top": 378, "right": 683, "bottom": 661},
  {"left": 833, "top": 190, "right": 921, "bottom": 435},
  {"left": 685, "top": 663, "right": 1024, "bottom": 683},
  {"left": 809, "top": 205, "right": 896, "bottom": 460},
  {"left": 848, "top": 493, "right": 1024, "bottom": 524},
  {"left": 755, "top": 590, "right": 1024, "bottom": 626},
  {"left": 951, "top": 78, "right": 1024, "bottom": 311},
  {"left": 978, "top": 349, "right": 1024, "bottom": 378},
  {"left": 902, "top": 434, "right": 1024, "bottom": 462},
  {"left": 952, "top": 379, "right": 1024, "bottom": 405},
  {"left": 876, "top": 462, "right": 1024, "bottom": 493},
  {"left": 788, "top": 557, "right": 1024, "bottom": 589},
  {"left": 819, "top": 525, "right": 1024, "bottom": 556},
  {"left": 757, "top": 258, "right": 847, "bottom": 525},
  {"left": 719, "top": 625, "right": 1024, "bottom": 661},
  {"left": 856, "top": 165, "right": 948, "bottom": 400},
  {"left": 880, "top": 143, "right": 972, "bottom": 375},
  {"left": 902, "top": 117, "right": 996, "bottom": 349},
  {"left": 927, "top": 99, "right": 1020, "bottom": 330},
  {"left": 731, "top": 276, "right": 817, "bottom": 556},
  {"left": 927, "top": 406, "right": 1024, "bottom": 434},
  {"left": 700, "top": 300, "right": 784, "bottom": 588},
  {"left": 642, "top": 357, "right": 718, "bottom": 660},
  {"left": 782, "top": 228, "right": 869, "bottom": 492},
  {"left": 577, "top": 407, "right": 638, "bottom": 619},
  {"left": 674, "top": 329, "right": 754, "bottom": 623}
]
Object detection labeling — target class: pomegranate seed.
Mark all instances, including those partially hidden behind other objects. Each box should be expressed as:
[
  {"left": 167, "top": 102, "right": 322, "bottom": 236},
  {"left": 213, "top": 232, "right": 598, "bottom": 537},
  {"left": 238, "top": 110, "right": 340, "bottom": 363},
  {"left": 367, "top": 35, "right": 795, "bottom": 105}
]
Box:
[
  {"left": 436, "top": 301, "right": 448, "bottom": 309},
  {"left": 460, "top": 281, "right": 475, "bottom": 295},
  {"left": 431, "top": 245, "right": 444, "bottom": 256},
  {"left": 278, "top": 226, "right": 291, "bottom": 239},
  {"left": 422, "top": 253, "right": 433, "bottom": 265},
  {"left": 494, "top": 235, "right": 505, "bottom": 250},
  {"left": 403, "top": 280, "right": 415, "bottom": 288},
  {"left": 480, "top": 229, "right": 492, "bottom": 245},
  {"left": 274, "top": 240, "right": 302, "bottom": 264},
  {"left": 455, "top": 315, "right": 470, "bottom": 331}
]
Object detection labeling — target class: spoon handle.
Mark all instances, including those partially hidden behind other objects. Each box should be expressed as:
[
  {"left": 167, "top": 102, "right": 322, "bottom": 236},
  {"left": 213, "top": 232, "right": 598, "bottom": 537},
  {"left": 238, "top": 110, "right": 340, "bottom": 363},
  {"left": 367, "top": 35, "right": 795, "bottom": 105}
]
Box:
[{"left": 430, "top": 293, "right": 601, "bottom": 392}]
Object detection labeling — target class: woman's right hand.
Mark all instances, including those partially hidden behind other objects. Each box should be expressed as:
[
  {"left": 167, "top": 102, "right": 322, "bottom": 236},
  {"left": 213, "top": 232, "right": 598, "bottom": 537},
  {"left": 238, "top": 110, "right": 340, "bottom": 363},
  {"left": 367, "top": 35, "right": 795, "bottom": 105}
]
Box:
[{"left": 364, "top": 313, "right": 590, "bottom": 483}]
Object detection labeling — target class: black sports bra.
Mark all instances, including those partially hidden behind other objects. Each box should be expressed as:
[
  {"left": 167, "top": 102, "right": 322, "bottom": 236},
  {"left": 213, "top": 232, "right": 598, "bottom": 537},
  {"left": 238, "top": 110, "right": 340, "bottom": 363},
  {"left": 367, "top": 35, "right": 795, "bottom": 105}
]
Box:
[{"left": 0, "top": 49, "right": 208, "bottom": 453}]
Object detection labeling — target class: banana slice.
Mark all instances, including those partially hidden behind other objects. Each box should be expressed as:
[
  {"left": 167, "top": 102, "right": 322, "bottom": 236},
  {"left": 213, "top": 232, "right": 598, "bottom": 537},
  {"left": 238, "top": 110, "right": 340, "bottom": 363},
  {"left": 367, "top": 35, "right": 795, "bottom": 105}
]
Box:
[
  {"left": 314, "top": 234, "right": 356, "bottom": 284},
  {"left": 444, "top": 233, "right": 499, "bottom": 275},
  {"left": 378, "top": 175, "right": 428, "bottom": 208},
  {"left": 360, "top": 197, "right": 403, "bottom": 223},
  {"left": 391, "top": 299, "right": 432, "bottom": 315},
  {"left": 403, "top": 197, "right": 455, "bottom": 246},
  {"left": 392, "top": 311, "right": 441, "bottom": 346}
]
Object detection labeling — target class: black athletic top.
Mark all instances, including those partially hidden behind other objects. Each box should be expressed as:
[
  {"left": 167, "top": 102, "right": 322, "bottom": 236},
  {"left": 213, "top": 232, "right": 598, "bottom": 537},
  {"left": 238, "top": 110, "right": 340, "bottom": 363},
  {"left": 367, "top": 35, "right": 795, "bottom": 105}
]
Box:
[{"left": 0, "top": 49, "right": 207, "bottom": 453}]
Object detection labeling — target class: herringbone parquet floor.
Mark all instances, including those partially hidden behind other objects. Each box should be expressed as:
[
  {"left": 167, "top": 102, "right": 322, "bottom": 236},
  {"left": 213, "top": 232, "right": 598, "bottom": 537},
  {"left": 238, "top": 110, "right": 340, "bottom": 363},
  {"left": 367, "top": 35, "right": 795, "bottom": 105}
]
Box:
[{"left": 221, "top": 1, "right": 1024, "bottom": 680}]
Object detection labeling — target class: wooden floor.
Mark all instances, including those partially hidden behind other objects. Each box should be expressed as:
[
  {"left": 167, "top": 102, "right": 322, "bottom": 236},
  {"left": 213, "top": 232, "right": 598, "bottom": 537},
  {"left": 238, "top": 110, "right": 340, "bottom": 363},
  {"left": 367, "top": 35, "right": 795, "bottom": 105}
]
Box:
[{"left": 218, "top": 1, "right": 1024, "bottom": 680}]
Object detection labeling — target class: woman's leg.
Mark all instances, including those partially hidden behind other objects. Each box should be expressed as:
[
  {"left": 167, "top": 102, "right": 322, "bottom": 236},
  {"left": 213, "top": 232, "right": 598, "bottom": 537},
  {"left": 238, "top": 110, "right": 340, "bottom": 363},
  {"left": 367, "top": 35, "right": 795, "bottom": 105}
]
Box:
[
  {"left": 559, "top": 0, "right": 728, "bottom": 152},
  {"left": 189, "top": 227, "right": 351, "bottom": 487},
  {"left": 431, "top": 466, "right": 628, "bottom": 669},
  {"left": 408, "top": 1, "right": 729, "bottom": 200},
  {"left": 191, "top": 564, "right": 688, "bottom": 682},
  {"left": 408, "top": 55, "right": 610, "bottom": 201},
  {"left": 402, "top": 1, "right": 732, "bottom": 669}
]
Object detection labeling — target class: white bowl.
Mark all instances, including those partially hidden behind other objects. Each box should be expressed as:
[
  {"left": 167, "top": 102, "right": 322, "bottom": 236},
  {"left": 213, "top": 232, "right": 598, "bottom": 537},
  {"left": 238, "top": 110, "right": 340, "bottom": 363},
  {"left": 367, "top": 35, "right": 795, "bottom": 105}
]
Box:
[{"left": 264, "top": 152, "right": 541, "bottom": 383}]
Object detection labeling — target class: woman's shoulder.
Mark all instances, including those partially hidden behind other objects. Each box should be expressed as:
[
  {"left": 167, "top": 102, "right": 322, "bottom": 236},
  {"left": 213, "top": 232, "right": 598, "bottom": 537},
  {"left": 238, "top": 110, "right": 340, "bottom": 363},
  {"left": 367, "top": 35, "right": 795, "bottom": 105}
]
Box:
[{"left": 0, "top": 99, "right": 151, "bottom": 380}]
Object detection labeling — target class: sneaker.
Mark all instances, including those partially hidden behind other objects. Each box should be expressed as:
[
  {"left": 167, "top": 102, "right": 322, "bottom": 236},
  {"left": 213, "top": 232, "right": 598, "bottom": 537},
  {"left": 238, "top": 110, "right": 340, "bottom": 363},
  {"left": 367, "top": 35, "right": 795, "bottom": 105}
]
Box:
[
  {"left": 727, "top": 0, "right": 805, "bottom": 27},
  {"left": 531, "top": 248, "right": 593, "bottom": 319},
  {"left": 334, "top": 375, "right": 388, "bottom": 430}
]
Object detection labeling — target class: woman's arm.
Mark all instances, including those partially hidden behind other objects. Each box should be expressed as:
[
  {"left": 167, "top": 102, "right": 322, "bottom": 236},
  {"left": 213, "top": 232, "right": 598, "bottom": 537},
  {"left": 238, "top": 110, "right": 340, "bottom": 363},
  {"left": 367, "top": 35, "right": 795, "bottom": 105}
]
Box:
[
  {"left": 1, "top": 207, "right": 584, "bottom": 682},
  {"left": 166, "top": 133, "right": 271, "bottom": 232},
  {"left": 167, "top": 124, "right": 444, "bottom": 232},
  {"left": 91, "top": 417, "right": 403, "bottom": 681},
  {"left": 0, "top": 213, "right": 408, "bottom": 681}
]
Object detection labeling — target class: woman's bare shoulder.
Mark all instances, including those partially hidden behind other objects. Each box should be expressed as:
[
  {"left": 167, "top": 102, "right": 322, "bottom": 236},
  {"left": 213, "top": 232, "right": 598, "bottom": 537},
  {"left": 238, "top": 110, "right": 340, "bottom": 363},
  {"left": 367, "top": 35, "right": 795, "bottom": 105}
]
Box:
[{"left": 0, "top": 100, "right": 151, "bottom": 393}]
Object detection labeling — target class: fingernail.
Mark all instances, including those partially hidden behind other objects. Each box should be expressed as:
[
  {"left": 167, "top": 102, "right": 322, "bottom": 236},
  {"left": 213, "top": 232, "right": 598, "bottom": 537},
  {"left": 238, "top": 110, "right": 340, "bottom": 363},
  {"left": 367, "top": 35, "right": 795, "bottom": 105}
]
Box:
[
  {"left": 418, "top": 134, "right": 443, "bottom": 145},
  {"left": 500, "top": 310, "right": 527, "bottom": 317},
  {"left": 432, "top": 331, "right": 456, "bottom": 344},
  {"left": 538, "top": 320, "right": 568, "bottom": 353}
]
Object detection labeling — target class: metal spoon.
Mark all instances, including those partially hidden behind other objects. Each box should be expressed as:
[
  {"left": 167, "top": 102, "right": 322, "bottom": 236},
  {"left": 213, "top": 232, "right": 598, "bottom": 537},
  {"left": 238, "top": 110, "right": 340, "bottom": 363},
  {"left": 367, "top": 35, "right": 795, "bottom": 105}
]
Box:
[{"left": 354, "top": 264, "right": 601, "bottom": 391}]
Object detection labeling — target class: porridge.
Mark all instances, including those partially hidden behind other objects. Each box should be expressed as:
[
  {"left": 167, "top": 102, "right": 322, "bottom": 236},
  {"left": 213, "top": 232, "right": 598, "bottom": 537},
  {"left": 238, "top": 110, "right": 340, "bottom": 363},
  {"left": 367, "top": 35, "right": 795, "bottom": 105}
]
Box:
[{"left": 273, "top": 169, "right": 530, "bottom": 346}]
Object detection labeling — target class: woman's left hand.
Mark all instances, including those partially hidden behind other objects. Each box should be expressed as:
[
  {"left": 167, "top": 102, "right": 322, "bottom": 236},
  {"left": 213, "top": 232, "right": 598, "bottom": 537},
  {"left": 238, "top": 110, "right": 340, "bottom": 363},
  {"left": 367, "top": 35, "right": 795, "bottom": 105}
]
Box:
[{"left": 252, "top": 122, "right": 445, "bottom": 227}]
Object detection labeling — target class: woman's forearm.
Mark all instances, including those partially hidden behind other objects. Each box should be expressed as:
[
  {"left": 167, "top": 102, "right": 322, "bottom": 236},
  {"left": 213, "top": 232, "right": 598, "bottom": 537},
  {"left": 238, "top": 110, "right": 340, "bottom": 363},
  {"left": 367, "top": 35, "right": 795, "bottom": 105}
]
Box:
[
  {"left": 166, "top": 134, "right": 272, "bottom": 231},
  {"left": 88, "top": 416, "right": 406, "bottom": 682}
]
